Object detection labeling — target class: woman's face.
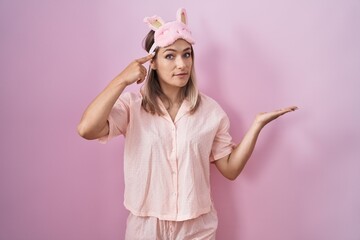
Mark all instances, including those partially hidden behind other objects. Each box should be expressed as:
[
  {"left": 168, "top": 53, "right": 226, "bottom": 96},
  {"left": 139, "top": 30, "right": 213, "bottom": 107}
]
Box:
[{"left": 151, "top": 39, "right": 193, "bottom": 90}]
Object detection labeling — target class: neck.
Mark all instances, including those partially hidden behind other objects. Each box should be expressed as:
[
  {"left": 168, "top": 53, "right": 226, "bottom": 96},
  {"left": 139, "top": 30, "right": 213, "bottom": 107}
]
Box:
[{"left": 160, "top": 84, "right": 183, "bottom": 105}]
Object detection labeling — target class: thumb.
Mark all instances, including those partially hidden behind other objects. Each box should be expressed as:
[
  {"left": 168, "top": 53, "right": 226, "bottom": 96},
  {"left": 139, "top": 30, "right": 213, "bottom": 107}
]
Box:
[{"left": 136, "top": 53, "right": 155, "bottom": 64}]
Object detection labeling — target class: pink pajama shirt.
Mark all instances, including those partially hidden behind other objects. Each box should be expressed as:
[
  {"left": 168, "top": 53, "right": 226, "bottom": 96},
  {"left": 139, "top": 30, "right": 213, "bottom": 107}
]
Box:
[{"left": 99, "top": 91, "right": 234, "bottom": 238}]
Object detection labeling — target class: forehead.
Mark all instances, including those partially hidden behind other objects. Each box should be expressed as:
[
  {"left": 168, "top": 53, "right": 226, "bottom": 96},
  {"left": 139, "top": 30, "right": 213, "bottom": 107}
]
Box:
[{"left": 159, "top": 39, "right": 192, "bottom": 53}]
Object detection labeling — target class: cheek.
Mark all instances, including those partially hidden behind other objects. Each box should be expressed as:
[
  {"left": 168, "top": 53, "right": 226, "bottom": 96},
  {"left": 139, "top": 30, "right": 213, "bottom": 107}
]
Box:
[
  {"left": 186, "top": 58, "right": 193, "bottom": 68},
  {"left": 157, "top": 61, "right": 172, "bottom": 73}
]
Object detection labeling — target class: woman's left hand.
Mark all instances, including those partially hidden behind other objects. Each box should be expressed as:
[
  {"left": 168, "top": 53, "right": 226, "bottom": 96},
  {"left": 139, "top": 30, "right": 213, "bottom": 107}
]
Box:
[{"left": 255, "top": 106, "right": 298, "bottom": 128}]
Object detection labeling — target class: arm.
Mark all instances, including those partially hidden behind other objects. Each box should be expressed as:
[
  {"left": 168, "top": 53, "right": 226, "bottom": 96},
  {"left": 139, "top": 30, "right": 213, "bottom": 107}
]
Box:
[
  {"left": 214, "top": 106, "right": 298, "bottom": 180},
  {"left": 77, "top": 53, "right": 154, "bottom": 140}
]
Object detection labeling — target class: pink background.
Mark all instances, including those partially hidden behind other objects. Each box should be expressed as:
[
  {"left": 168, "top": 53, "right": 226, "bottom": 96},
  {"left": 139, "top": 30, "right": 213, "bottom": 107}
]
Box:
[{"left": 1, "top": 0, "right": 359, "bottom": 239}]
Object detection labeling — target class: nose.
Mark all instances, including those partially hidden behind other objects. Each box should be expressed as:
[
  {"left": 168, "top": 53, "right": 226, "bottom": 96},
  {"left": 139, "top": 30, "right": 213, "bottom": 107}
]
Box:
[{"left": 175, "top": 56, "right": 186, "bottom": 69}]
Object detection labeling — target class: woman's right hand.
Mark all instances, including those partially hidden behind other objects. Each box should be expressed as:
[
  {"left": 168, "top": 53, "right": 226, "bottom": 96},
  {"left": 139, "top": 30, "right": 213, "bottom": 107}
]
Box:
[{"left": 115, "top": 53, "right": 155, "bottom": 86}]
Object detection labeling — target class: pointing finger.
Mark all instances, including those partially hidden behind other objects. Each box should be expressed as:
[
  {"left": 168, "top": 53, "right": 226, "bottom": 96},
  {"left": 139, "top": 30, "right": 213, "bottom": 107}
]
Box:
[{"left": 136, "top": 53, "right": 155, "bottom": 64}]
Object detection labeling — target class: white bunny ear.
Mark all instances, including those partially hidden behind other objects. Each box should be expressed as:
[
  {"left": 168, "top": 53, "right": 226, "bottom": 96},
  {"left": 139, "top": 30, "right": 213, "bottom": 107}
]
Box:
[
  {"left": 176, "top": 8, "right": 188, "bottom": 25},
  {"left": 144, "top": 15, "right": 165, "bottom": 30}
]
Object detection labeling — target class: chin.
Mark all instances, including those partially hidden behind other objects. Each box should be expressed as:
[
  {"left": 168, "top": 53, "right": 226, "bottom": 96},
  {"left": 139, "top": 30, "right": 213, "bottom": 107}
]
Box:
[
  {"left": 173, "top": 76, "right": 190, "bottom": 86},
  {"left": 176, "top": 79, "right": 189, "bottom": 88}
]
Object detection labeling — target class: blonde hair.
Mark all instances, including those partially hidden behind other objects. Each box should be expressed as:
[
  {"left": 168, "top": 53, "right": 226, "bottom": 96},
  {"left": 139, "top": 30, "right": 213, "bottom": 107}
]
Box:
[{"left": 141, "top": 30, "right": 201, "bottom": 115}]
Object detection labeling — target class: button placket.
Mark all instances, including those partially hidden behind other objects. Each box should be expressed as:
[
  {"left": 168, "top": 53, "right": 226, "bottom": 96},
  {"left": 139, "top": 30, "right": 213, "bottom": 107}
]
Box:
[
  {"left": 173, "top": 126, "right": 177, "bottom": 156},
  {"left": 170, "top": 124, "right": 178, "bottom": 208}
]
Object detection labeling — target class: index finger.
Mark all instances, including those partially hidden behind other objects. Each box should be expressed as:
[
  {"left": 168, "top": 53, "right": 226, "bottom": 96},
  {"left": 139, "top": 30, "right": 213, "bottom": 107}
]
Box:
[
  {"left": 136, "top": 53, "right": 155, "bottom": 64},
  {"left": 285, "top": 106, "right": 298, "bottom": 111},
  {"left": 277, "top": 106, "right": 299, "bottom": 114}
]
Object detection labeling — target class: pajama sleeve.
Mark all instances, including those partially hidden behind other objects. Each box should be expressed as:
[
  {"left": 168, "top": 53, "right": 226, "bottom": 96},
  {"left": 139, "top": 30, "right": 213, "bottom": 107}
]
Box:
[
  {"left": 98, "top": 92, "right": 131, "bottom": 143},
  {"left": 210, "top": 110, "right": 235, "bottom": 162}
]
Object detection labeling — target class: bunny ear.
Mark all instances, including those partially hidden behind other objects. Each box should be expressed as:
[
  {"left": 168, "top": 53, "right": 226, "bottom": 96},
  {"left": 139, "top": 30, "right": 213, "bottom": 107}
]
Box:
[
  {"left": 144, "top": 15, "right": 165, "bottom": 30},
  {"left": 177, "top": 8, "right": 188, "bottom": 25}
]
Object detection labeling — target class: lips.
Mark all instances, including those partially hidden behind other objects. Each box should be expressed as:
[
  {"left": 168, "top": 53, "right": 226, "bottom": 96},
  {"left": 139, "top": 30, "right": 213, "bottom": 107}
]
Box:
[{"left": 174, "top": 72, "right": 188, "bottom": 76}]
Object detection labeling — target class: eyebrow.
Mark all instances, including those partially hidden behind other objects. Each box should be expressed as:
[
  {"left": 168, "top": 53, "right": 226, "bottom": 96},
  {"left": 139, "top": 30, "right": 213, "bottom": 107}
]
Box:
[{"left": 163, "top": 47, "right": 192, "bottom": 53}]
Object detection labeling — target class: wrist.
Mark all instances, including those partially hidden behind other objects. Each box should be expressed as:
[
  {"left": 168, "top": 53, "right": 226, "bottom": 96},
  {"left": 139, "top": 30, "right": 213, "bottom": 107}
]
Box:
[
  {"left": 110, "top": 76, "right": 129, "bottom": 88},
  {"left": 250, "top": 120, "right": 264, "bottom": 133}
]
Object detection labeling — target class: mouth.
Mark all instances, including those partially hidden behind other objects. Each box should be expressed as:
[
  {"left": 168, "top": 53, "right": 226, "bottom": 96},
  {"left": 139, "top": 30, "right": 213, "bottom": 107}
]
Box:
[{"left": 174, "top": 72, "right": 188, "bottom": 77}]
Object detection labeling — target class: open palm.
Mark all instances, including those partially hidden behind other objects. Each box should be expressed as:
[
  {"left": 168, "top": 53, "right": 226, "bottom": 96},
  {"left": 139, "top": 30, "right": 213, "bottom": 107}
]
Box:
[{"left": 255, "top": 106, "right": 298, "bottom": 127}]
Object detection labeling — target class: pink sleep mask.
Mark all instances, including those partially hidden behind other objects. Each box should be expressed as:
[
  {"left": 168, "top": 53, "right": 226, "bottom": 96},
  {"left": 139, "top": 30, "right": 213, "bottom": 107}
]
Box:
[{"left": 144, "top": 8, "right": 195, "bottom": 54}]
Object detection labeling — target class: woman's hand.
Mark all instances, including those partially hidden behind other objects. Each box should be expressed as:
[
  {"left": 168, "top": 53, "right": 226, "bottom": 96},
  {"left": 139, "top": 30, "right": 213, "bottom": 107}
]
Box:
[
  {"left": 255, "top": 106, "right": 298, "bottom": 128},
  {"left": 215, "top": 105, "right": 298, "bottom": 180},
  {"left": 114, "top": 53, "right": 155, "bottom": 86}
]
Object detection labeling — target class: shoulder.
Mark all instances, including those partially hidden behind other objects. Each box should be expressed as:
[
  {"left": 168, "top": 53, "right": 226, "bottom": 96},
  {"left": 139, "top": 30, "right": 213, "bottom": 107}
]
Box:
[
  {"left": 111, "top": 91, "right": 143, "bottom": 110},
  {"left": 119, "top": 91, "right": 143, "bottom": 103},
  {"left": 198, "top": 92, "right": 225, "bottom": 113},
  {"left": 120, "top": 91, "right": 142, "bottom": 99},
  {"left": 196, "top": 92, "right": 231, "bottom": 127}
]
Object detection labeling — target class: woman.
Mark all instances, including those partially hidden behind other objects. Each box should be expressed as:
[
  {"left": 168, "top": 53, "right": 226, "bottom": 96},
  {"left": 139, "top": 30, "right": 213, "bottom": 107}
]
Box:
[{"left": 77, "top": 8, "right": 297, "bottom": 240}]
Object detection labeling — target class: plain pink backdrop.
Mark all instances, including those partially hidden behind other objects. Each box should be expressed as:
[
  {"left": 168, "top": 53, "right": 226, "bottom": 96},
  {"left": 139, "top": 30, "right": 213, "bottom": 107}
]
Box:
[{"left": 1, "top": 0, "right": 359, "bottom": 239}]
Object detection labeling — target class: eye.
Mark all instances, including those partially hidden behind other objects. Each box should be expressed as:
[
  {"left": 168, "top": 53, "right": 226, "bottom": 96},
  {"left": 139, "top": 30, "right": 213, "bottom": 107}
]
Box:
[
  {"left": 184, "top": 52, "right": 191, "bottom": 58},
  {"left": 165, "top": 54, "right": 174, "bottom": 60}
]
